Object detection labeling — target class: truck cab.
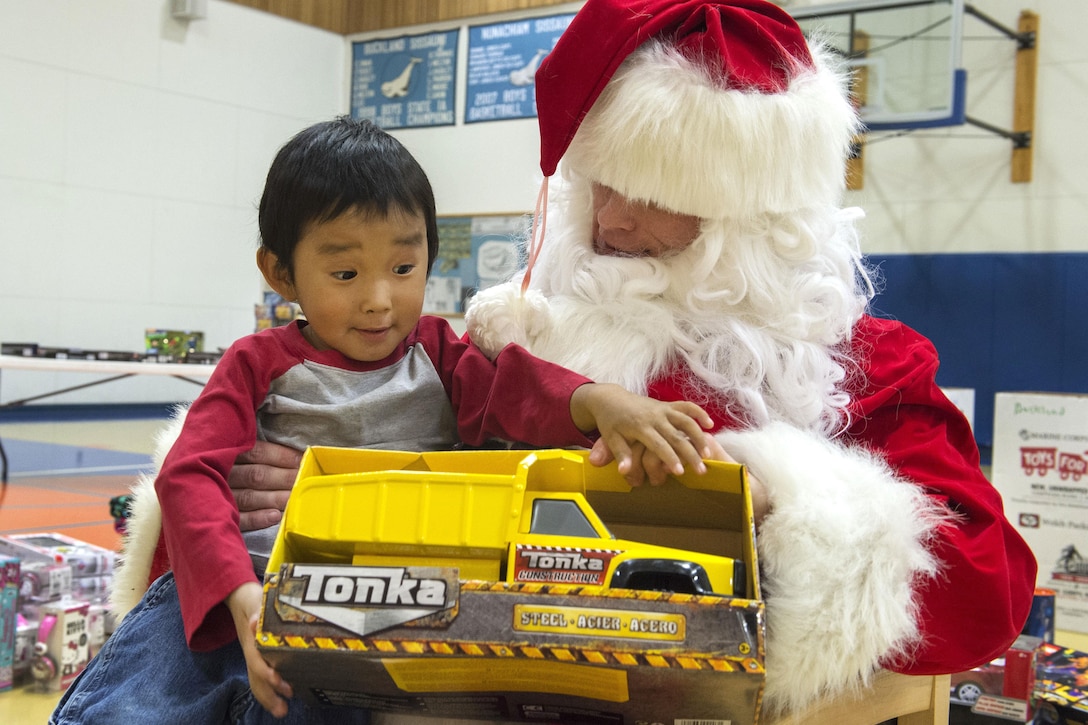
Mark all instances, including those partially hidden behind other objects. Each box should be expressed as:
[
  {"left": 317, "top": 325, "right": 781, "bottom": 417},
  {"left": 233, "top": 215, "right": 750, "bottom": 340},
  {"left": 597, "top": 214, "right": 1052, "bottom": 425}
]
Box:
[{"left": 510, "top": 491, "right": 745, "bottom": 597}]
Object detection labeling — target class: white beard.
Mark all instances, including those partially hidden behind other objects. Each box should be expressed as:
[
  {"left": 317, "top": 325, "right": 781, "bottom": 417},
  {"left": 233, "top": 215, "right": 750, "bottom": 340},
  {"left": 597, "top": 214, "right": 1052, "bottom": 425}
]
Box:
[{"left": 466, "top": 172, "right": 871, "bottom": 434}]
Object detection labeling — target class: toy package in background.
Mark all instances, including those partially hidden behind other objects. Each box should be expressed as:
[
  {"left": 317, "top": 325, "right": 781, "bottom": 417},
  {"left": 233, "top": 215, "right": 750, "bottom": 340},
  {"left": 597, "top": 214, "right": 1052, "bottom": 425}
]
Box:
[
  {"left": 0, "top": 556, "right": 19, "bottom": 692},
  {"left": 255, "top": 290, "right": 303, "bottom": 331},
  {"left": 0, "top": 532, "right": 114, "bottom": 691},
  {"left": 144, "top": 328, "right": 204, "bottom": 360},
  {"left": 0, "top": 532, "right": 115, "bottom": 579},
  {"left": 1023, "top": 588, "right": 1057, "bottom": 643},
  {"left": 28, "top": 599, "right": 90, "bottom": 693},
  {"left": 86, "top": 603, "right": 107, "bottom": 658},
  {"left": 1034, "top": 642, "right": 1088, "bottom": 724},
  {"left": 950, "top": 634, "right": 1041, "bottom": 722},
  {"left": 12, "top": 615, "right": 38, "bottom": 681},
  {"left": 17, "top": 561, "right": 73, "bottom": 609}
]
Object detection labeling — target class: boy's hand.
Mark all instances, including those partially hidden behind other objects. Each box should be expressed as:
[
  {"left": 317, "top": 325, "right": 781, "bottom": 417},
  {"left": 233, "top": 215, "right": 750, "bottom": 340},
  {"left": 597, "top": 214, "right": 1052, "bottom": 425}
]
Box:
[
  {"left": 227, "top": 581, "right": 293, "bottom": 718},
  {"left": 571, "top": 383, "right": 713, "bottom": 479}
]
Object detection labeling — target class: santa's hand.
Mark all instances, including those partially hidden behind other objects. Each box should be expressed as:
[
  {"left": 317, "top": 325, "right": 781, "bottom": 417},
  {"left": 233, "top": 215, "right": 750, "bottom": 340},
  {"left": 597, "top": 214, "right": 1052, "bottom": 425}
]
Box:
[
  {"left": 465, "top": 285, "right": 553, "bottom": 359},
  {"left": 229, "top": 440, "right": 302, "bottom": 531},
  {"left": 591, "top": 439, "right": 649, "bottom": 486},
  {"left": 591, "top": 432, "right": 719, "bottom": 486}
]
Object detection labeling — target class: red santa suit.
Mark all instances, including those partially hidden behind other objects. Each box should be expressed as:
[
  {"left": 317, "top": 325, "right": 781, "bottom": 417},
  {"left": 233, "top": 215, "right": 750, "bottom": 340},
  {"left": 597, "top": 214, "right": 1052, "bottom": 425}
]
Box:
[{"left": 465, "top": 0, "right": 1036, "bottom": 715}]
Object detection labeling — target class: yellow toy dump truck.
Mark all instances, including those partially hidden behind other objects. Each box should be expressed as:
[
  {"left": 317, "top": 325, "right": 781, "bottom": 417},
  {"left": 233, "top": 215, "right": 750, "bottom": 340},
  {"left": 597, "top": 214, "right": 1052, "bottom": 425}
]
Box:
[
  {"left": 257, "top": 447, "right": 764, "bottom": 723},
  {"left": 264, "top": 446, "right": 746, "bottom": 604}
]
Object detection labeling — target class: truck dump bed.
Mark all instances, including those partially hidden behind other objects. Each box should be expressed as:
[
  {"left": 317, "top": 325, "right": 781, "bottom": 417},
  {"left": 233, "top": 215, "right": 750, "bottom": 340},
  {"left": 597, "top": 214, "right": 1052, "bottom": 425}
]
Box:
[{"left": 269, "top": 448, "right": 605, "bottom": 580}]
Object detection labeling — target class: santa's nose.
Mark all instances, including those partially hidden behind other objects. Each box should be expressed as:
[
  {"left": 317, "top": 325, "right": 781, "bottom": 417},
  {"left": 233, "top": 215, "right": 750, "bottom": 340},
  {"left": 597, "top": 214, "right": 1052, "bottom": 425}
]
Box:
[{"left": 593, "top": 186, "right": 637, "bottom": 232}]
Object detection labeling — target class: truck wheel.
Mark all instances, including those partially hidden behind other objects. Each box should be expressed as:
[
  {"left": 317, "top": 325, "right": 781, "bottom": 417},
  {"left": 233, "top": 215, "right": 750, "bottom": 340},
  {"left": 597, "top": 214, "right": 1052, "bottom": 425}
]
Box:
[{"left": 954, "top": 681, "right": 982, "bottom": 705}]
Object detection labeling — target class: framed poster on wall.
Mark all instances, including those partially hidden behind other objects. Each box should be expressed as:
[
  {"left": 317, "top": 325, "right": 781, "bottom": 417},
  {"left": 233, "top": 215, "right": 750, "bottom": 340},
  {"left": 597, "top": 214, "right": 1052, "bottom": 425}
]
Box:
[
  {"left": 350, "top": 29, "right": 459, "bottom": 129},
  {"left": 464, "top": 13, "right": 576, "bottom": 123},
  {"left": 424, "top": 214, "right": 528, "bottom": 315}
]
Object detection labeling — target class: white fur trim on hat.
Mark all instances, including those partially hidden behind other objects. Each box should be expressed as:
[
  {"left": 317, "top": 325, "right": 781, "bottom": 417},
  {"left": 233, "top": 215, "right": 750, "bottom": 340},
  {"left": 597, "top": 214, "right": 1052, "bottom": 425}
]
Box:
[{"left": 563, "top": 40, "right": 860, "bottom": 219}]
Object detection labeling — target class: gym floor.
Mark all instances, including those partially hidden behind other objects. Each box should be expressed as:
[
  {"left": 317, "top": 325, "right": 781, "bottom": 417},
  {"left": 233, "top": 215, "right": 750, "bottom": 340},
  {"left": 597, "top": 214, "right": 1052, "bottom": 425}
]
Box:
[{"left": 0, "top": 415, "right": 164, "bottom": 723}]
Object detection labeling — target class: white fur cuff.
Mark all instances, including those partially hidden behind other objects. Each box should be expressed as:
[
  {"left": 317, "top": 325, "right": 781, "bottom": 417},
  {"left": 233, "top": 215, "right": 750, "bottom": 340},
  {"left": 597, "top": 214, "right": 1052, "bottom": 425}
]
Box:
[{"left": 716, "top": 422, "right": 947, "bottom": 715}]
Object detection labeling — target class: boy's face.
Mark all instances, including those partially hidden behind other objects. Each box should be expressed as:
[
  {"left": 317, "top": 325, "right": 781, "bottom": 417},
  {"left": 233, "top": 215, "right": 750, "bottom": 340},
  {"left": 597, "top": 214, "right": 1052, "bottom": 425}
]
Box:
[{"left": 260, "top": 208, "right": 428, "bottom": 362}]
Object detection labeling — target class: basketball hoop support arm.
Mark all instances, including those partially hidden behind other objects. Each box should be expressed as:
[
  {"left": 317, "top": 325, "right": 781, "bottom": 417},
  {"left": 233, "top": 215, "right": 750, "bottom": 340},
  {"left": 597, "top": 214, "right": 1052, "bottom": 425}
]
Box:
[
  {"left": 964, "top": 4, "right": 1034, "bottom": 51},
  {"left": 963, "top": 5, "right": 1038, "bottom": 182}
]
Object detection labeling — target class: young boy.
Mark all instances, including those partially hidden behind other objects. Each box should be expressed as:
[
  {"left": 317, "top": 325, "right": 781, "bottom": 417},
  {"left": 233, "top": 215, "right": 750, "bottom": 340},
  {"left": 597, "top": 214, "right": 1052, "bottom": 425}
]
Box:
[{"left": 53, "top": 117, "right": 716, "bottom": 724}]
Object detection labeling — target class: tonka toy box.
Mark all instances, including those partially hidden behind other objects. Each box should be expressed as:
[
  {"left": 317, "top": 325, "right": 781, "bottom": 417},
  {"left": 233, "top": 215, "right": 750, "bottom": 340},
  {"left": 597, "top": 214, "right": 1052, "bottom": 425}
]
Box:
[
  {"left": 258, "top": 447, "right": 763, "bottom": 723},
  {"left": 991, "top": 392, "right": 1088, "bottom": 634}
]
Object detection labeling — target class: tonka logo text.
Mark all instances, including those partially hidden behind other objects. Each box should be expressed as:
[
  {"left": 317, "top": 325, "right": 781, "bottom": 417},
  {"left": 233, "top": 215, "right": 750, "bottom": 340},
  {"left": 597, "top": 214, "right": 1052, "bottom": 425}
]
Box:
[
  {"left": 513, "top": 546, "right": 617, "bottom": 586},
  {"left": 277, "top": 565, "right": 457, "bottom": 638},
  {"left": 293, "top": 565, "right": 447, "bottom": 607}
]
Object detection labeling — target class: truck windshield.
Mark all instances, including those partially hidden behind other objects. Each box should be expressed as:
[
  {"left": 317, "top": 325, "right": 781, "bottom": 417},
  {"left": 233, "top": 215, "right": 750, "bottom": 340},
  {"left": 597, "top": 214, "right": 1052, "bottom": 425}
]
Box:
[{"left": 530, "top": 499, "right": 602, "bottom": 539}]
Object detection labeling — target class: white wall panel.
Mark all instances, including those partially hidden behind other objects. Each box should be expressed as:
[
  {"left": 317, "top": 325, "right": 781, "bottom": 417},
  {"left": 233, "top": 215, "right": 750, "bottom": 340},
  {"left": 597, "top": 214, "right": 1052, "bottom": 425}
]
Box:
[
  {"left": 1031, "top": 60, "right": 1088, "bottom": 200},
  {"left": 0, "top": 181, "right": 66, "bottom": 300},
  {"left": 63, "top": 0, "right": 162, "bottom": 86},
  {"left": 149, "top": 199, "right": 261, "bottom": 310},
  {"left": 63, "top": 76, "right": 161, "bottom": 195},
  {"left": 156, "top": 1, "right": 343, "bottom": 118},
  {"left": 53, "top": 188, "right": 157, "bottom": 304},
  {"left": 0, "top": 0, "right": 345, "bottom": 405},
  {"left": 395, "top": 118, "right": 542, "bottom": 216},
  {"left": 0, "top": 0, "right": 69, "bottom": 67},
  {"left": 230, "top": 109, "right": 313, "bottom": 209},
  {"left": 152, "top": 95, "right": 241, "bottom": 205},
  {"left": 0, "top": 59, "right": 67, "bottom": 183}
]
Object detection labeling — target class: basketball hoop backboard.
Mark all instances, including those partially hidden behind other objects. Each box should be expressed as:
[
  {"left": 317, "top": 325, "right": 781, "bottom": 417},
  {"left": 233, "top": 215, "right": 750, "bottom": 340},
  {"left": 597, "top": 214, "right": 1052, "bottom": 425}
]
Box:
[{"left": 789, "top": 0, "right": 966, "bottom": 131}]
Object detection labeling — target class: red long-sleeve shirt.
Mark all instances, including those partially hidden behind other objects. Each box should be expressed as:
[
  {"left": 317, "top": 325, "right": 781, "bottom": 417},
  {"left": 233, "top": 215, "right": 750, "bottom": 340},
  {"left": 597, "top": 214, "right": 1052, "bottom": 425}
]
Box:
[{"left": 155, "top": 317, "right": 593, "bottom": 651}]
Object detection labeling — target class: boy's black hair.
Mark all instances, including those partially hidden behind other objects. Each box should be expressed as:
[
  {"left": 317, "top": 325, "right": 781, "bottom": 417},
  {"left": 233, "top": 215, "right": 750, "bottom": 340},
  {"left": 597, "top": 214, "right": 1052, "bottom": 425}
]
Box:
[{"left": 258, "top": 116, "right": 439, "bottom": 276}]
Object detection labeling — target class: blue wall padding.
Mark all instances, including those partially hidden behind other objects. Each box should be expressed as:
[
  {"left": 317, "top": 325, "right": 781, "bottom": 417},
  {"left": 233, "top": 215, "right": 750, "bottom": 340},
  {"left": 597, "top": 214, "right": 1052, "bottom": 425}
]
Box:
[{"left": 866, "top": 252, "right": 1088, "bottom": 448}]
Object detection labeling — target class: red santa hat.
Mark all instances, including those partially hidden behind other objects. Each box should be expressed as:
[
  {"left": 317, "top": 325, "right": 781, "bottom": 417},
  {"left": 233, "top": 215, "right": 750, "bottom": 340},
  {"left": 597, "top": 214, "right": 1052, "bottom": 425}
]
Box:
[{"left": 534, "top": 0, "right": 860, "bottom": 220}]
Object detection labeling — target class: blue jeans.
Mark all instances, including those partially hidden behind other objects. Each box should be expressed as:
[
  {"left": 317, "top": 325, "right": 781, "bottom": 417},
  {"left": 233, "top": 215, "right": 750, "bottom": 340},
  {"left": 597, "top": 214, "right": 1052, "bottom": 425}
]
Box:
[{"left": 50, "top": 573, "right": 369, "bottom": 725}]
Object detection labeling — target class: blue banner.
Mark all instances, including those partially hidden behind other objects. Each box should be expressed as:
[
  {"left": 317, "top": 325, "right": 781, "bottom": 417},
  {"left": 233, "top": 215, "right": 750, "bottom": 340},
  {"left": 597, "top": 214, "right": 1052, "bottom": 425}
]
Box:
[
  {"left": 464, "top": 14, "right": 575, "bottom": 124},
  {"left": 351, "top": 29, "right": 459, "bottom": 129}
]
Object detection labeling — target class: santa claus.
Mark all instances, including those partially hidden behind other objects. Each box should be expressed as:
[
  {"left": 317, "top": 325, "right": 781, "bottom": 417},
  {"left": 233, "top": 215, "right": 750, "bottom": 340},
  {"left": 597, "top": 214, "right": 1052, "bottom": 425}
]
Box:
[{"left": 463, "top": 0, "right": 1036, "bottom": 716}]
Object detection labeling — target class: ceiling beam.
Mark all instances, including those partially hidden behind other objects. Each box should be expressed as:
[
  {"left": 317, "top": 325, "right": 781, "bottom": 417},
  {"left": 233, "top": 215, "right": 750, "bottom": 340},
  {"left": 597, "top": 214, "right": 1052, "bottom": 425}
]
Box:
[
  {"left": 221, "top": 0, "right": 578, "bottom": 34},
  {"left": 222, "top": 0, "right": 350, "bottom": 34}
]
